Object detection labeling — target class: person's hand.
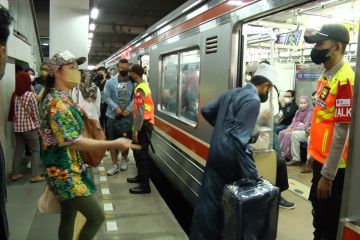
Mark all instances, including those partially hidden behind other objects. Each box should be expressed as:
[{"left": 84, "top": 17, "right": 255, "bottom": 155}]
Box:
[
  {"left": 115, "top": 107, "right": 122, "bottom": 116},
  {"left": 113, "top": 138, "right": 141, "bottom": 151},
  {"left": 306, "top": 156, "right": 314, "bottom": 172},
  {"left": 122, "top": 109, "right": 130, "bottom": 117},
  {"left": 287, "top": 127, "right": 292, "bottom": 132},
  {"left": 31, "top": 85, "right": 36, "bottom": 93},
  {"left": 132, "top": 131, "right": 138, "bottom": 143},
  {"left": 305, "top": 128, "right": 310, "bottom": 137},
  {"left": 317, "top": 176, "right": 332, "bottom": 199}
]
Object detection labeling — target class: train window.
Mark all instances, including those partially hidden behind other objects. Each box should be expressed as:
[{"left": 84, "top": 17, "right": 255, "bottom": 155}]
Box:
[
  {"left": 160, "top": 48, "right": 200, "bottom": 125},
  {"left": 161, "top": 54, "right": 178, "bottom": 115},
  {"left": 179, "top": 50, "right": 200, "bottom": 122}
]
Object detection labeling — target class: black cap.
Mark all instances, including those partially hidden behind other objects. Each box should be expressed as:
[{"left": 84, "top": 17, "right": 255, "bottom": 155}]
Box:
[{"left": 304, "top": 24, "right": 350, "bottom": 44}]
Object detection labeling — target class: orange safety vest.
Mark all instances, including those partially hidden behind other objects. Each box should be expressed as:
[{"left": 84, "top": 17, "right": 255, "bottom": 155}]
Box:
[
  {"left": 133, "top": 81, "right": 155, "bottom": 125},
  {"left": 308, "top": 62, "right": 354, "bottom": 168}
]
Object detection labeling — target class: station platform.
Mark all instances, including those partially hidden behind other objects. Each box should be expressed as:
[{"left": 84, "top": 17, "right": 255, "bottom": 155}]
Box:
[{"left": 6, "top": 152, "right": 188, "bottom": 240}]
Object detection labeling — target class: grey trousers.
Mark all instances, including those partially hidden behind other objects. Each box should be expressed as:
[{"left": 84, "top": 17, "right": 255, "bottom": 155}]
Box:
[
  {"left": 291, "top": 130, "right": 308, "bottom": 162},
  {"left": 13, "top": 129, "right": 41, "bottom": 176}
]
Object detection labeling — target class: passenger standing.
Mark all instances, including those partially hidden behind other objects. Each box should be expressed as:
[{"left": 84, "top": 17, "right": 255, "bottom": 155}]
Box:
[
  {"left": 190, "top": 63, "right": 276, "bottom": 240},
  {"left": 104, "top": 59, "right": 134, "bottom": 175},
  {"left": 127, "top": 64, "right": 154, "bottom": 194},
  {"left": 275, "top": 90, "right": 298, "bottom": 134},
  {"left": 71, "top": 70, "right": 101, "bottom": 120},
  {"left": 95, "top": 66, "right": 110, "bottom": 134},
  {"left": 33, "top": 63, "right": 48, "bottom": 94},
  {"left": 304, "top": 24, "right": 353, "bottom": 240},
  {"left": 0, "top": 6, "right": 12, "bottom": 239},
  {"left": 40, "top": 50, "right": 137, "bottom": 240},
  {"left": 8, "top": 71, "right": 44, "bottom": 183}
]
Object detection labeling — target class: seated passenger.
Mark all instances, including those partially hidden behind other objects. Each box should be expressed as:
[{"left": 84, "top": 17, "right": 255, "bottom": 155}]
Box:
[
  {"left": 182, "top": 92, "right": 198, "bottom": 122},
  {"left": 278, "top": 96, "right": 312, "bottom": 165},
  {"left": 275, "top": 90, "right": 298, "bottom": 134}
]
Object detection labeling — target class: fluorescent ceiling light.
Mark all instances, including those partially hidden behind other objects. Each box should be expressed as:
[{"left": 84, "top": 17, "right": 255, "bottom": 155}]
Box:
[
  {"left": 89, "top": 23, "right": 96, "bottom": 31},
  {"left": 90, "top": 8, "right": 99, "bottom": 19},
  {"left": 42, "top": 43, "right": 49, "bottom": 46},
  {"left": 88, "top": 32, "right": 94, "bottom": 39}
]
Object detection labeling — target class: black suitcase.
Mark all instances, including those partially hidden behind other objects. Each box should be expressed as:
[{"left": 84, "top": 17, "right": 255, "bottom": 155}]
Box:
[{"left": 222, "top": 178, "right": 280, "bottom": 240}]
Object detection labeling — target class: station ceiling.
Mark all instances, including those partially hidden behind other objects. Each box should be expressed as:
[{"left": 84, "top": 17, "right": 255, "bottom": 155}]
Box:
[{"left": 33, "top": 0, "right": 187, "bottom": 65}]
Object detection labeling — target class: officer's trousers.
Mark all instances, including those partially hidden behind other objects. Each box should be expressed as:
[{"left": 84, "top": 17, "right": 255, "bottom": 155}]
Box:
[
  {"left": 309, "top": 160, "right": 345, "bottom": 240},
  {"left": 133, "top": 121, "right": 153, "bottom": 186}
]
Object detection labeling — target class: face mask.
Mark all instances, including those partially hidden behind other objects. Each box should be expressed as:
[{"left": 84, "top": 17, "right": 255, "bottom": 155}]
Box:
[
  {"left": 259, "top": 92, "right": 269, "bottom": 103},
  {"left": 284, "top": 97, "right": 292, "bottom": 104},
  {"left": 41, "top": 70, "right": 48, "bottom": 77},
  {"left": 119, "top": 70, "right": 129, "bottom": 77},
  {"left": 94, "top": 74, "right": 103, "bottom": 82},
  {"left": 30, "top": 75, "right": 35, "bottom": 82},
  {"left": 63, "top": 69, "right": 81, "bottom": 89},
  {"left": 245, "top": 74, "right": 251, "bottom": 82},
  {"left": 310, "top": 47, "right": 332, "bottom": 65},
  {"left": 299, "top": 103, "right": 308, "bottom": 109},
  {"left": 129, "top": 75, "right": 135, "bottom": 83}
]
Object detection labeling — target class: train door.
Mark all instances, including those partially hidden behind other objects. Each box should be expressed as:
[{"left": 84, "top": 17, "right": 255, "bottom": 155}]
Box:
[{"left": 237, "top": 0, "right": 359, "bottom": 239}]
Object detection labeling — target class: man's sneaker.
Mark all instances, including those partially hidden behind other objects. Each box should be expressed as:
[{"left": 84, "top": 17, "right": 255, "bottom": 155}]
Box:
[
  {"left": 107, "top": 164, "right": 120, "bottom": 176},
  {"left": 279, "top": 197, "right": 296, "bottom": 210},
  {"left": 120, "top": 157, "right": 128, "bottom": 171}
]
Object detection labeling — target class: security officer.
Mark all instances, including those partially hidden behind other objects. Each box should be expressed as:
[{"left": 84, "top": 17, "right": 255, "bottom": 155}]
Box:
[
  {"left": 127, "top": 64, "right": 154, "bottom": 194},
  {"left": 304, "top": 24, "right": 354, "bottom": 240}
]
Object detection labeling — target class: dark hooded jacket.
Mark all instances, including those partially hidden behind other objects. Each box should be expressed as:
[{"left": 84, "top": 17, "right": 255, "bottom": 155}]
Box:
[{"left": 202, "top": 83, "right": 260, "bottom": 180}]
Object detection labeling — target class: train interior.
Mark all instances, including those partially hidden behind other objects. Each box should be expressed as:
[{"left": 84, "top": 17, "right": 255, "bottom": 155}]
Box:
[{"left": 241, "top": 0, "right": 359, "bottom": 239}]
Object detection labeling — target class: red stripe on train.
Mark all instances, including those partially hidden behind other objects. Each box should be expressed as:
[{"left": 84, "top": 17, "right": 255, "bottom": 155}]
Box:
[
  {"left": 343, "top": 226, "right": 360, "bottom": 240},
  {"left": 155, "top": 117, "right": 209, "bottom": 160}
]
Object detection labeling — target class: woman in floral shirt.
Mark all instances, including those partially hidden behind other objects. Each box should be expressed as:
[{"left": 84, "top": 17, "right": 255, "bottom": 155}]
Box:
[{"left": 40, "top": 50, "right": 136, "bottom": 240}]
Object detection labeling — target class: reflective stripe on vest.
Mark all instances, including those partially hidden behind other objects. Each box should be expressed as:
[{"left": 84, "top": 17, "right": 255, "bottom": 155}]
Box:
[
  {"left": 134, "top": 82, "right": 155, "bottom": 125},
  {"left": 308, "top": 62, "right": 354, "bottom": 168}
]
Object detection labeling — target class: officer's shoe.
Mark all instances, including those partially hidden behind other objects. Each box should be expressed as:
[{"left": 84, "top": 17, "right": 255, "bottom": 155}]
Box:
[
  {"left": 127, "top": 176, "right": 141, "bottom": 183},
  {"left": 129, "top": 185, "right": 151, "bottom": 194}
]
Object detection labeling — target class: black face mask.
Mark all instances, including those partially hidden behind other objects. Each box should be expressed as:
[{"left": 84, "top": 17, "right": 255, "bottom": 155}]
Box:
[
  {"left": 310, "top": 48, "right": 332, "bottom": 65},
  {"left": 119, "top": 70, "right": 129, "bottom": 77},
  {"left": 129, "top": 76, "right": 135, "bottom": 83},
  {"left": 94, "top": 74, "right": 103, "bottom": 82},
  {"left": 259, "top": 92, "right": 269, "bottom": 103}
]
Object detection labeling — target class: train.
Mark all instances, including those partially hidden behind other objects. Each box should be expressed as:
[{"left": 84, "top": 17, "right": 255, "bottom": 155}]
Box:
[{"left": 97, "top": 0, "right": 360, "bottom": 238}]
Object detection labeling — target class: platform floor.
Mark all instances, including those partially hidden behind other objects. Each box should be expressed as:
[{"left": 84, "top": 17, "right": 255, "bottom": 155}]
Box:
[
  {"left": 6, "top": 154, "right": 315, "bottom": 240},
  {"left": 7, "top": 152, "right": 187, "bottom": 240}
]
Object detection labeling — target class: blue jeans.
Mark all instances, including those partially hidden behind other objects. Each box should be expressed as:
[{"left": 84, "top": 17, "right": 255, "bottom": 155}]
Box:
[{"left": 275, "top": 124, "right": 287, "bottom": 134}]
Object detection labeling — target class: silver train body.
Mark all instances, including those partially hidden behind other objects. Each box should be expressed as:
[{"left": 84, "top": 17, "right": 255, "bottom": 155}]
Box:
[{"left": 98, "top": 0, "right": 343, "bottom": 205}]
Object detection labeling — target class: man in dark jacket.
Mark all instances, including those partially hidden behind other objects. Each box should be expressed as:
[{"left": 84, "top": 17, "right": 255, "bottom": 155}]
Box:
[
  {"left": 275, "top": 90, "right": 298, "bottom": 134},
  {"left": 190, "top": 63, "right": 277, "bottom": 240},
  {"left": 0, "top": 5, "right": 12, "bottom": 240}
]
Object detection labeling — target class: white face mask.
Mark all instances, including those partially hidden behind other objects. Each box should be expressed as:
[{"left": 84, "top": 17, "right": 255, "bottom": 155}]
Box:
[
  {"left": 245, "top": 74, "right": 252, "bottom": 82},
  {"left": 30, "top": 75, "right": 35, "bottom": 82},
  {"left": 284, "top": 97, "right": 292, "bottom": 104}
]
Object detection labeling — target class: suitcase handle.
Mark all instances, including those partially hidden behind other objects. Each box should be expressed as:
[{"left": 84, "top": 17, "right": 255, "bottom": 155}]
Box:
[{"left": 236, "top": 177, "right": 263, "bottom": 186}]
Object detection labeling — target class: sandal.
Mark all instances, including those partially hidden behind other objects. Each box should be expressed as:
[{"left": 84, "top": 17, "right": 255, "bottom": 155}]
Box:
[
  {"left": 30, "top": 176, "right": 45, "bottom": 183},
  {"left": 11, "top": 174, "right": 23, "bottom": 181}
]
